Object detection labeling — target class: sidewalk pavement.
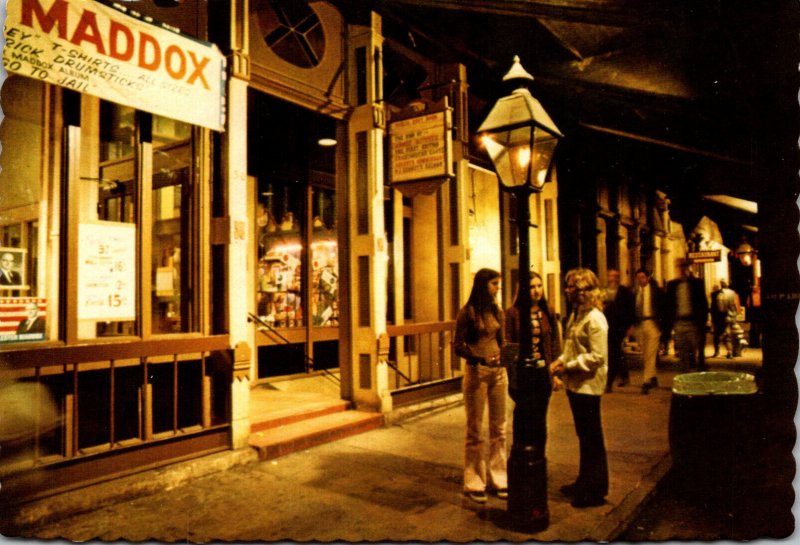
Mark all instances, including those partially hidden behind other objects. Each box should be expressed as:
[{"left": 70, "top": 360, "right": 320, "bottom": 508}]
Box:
[{"left": 2, "top": 353, "right": 761, "bottom": 542}]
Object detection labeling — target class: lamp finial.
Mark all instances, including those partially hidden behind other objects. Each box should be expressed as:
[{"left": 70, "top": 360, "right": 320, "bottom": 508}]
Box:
[{"left": 503, "top": 55, "right": 534, "bottom": 83}]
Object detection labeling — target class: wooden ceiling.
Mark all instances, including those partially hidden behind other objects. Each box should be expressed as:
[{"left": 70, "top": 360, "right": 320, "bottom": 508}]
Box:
[{"left": 341, "top": 0, "right": 800, "bottom": 246}]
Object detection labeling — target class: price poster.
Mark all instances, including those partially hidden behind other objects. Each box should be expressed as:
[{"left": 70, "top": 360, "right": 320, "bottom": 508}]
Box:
[{"left": 78, "top": 221, "right": 136, "bottom": 320}]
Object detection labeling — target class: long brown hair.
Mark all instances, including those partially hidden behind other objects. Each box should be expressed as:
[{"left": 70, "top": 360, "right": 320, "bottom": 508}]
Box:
[
  {"left": 511, "top": 270, "right": 556, "bottom": 326},
  {"left": 462, "top": 268, "right": 502, "bottom": 339}
]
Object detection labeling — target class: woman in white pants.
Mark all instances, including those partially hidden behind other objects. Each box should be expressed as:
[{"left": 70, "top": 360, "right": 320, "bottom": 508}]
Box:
[{"left": 454, "top": 268, "right": 508, "bottom": 504}]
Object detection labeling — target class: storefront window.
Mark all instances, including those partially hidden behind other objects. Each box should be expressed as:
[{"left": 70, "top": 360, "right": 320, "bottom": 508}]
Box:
[
  {"left": 93, "top": 103, "right": 138, "bottom": 337},
  {"left": 0, "top": 75, "right": 50, "bottom": 345},
  {"left": 255, "top": 182, "right": 339, "bottom": 329},
  {"left": 151, "top": 116, "right": 192, "bottom": 334},
  {"left": 82, "top": 101, "right": 198, "bottom": 339},
  {"left": 311, "top": 187, "right": 338, "bottom": 326},
  {"left": 256, "top": 182, "right": 304, "bottom": 328}
]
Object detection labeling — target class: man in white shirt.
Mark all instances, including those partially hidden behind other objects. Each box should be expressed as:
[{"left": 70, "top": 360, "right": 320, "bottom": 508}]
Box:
[{"left": 633, "top": 269, "right": 664, "bottom": 394}]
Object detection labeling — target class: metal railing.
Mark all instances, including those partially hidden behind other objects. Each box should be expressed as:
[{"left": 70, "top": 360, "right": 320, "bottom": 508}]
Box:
[
  {"left": 384, "top": 321, "right": 459, "bottom": 390},
  {"left": 247, "top": 313, "right": 340, "bottom": 385}
]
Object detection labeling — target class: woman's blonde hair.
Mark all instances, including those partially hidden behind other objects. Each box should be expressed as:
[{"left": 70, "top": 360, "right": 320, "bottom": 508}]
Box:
[{"left": 565, "top": 267, "right": 603, "bottom": 311}]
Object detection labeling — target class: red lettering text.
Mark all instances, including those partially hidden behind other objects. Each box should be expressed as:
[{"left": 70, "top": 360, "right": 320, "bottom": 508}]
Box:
[
  {"left": 109, "top": 20, "right": 134, "bottom": 61},
  {"left": 21, "top": 0, "right": 68, "bottom": 39},
  {"left": 138, "top": 32, "right": 160, "bottom": 71},
  {"left": 69, "top": 9, "right": 105, "bottom": 54},
  {"left": 164, "top": 45, "right": 186, "bottom": 80}
]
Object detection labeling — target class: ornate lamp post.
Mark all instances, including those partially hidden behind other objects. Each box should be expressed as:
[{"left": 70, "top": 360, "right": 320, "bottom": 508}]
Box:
[{"left": 478, "top": 56, "right": 563, "bottom": 532}]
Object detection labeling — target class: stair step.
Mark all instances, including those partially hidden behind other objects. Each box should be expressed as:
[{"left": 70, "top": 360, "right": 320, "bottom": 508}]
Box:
[
  {"left": 250, "top": 400, "right": 351, "bottom": 434},
  {"left": 248, "top": 410, "right": 384, "bottom": 461}
]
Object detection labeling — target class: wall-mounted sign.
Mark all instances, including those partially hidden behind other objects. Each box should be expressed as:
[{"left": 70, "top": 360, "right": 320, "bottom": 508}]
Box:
[
  {"left": 389, "top": 98, "right": 454, "bottom": 196},
  {"left": 688, "top": 250, "right": 722, "bottom": 263},
  {"left": 4, "top": 0, "right": 226, "bottom": 131},
  {"left": 78, "top": 221, "right": 136, "bottom": 321}
]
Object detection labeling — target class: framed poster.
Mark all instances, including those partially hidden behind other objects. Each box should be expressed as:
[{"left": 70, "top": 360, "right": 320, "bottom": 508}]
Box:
[
  {"left": 0, "top": 297, "right": 47, "bottom": 343},
  {"left": 77, "top": 221, "right": 137, "bottom": 321},
  {"left": 0, "top": 247, "right": 27, "bottom": 290}
]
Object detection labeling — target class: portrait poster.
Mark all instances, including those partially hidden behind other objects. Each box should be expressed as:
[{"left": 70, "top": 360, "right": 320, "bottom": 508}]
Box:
[{"left": 0, "top": 247, "right": 27, "bottom": 290}]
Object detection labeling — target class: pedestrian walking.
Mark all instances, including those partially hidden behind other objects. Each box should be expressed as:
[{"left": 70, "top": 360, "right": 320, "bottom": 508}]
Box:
[
  {"left": 664, "top": 258, "right": 709, "bottom": 372},
  {"left": 453, "top": 268, "right": 508, "bottom": 504},
  {"left": 601, "top": 269, "right": 635, "bottom": 391},
  {"left": 550, "top": 268, "right": 609, "bottom": 508},
  {"left": 746, "top": 284, "right": 762, "bottom": 348},
  {"left": 710, "top": 279, "right": 738, "bottom": 358},
  {"left": 633, "top": 269, "right": 664, "bottom": 394},
  {"left": 709, "top": 283, "right": 724, "bottom": 357}
]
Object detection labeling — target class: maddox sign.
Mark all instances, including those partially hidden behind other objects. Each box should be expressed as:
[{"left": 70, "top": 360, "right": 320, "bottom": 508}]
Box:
[{"left": 5, "top": 0, "right": 226, "bottom": 131}]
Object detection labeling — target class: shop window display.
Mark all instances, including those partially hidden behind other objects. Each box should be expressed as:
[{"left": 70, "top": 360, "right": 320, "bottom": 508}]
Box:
[
  {"left": 311, "top": 187, "right": 339, "bottom": 326},
  {"left": 0, "top": 76, "right": 50, "bottom": 345},
  {"left": 257, "top": 183, "right": 304, "bottom": 328},
  {"left": 255, "top": 184, "right": 338, "bottom": 329},
  {"left": 87, "top": 101, "right": 197, "bottom": 338}
]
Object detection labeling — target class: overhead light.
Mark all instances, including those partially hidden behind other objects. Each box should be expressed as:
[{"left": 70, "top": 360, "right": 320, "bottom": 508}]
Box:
[
  {"left": 318, "top": 138, "right": 337, "bottom": 147},
  {"left": 735, "top": 240, "right": 757, "bottom": 266},
  {"left": 702, "top": 194, "right": 758, "bottom": 214}
]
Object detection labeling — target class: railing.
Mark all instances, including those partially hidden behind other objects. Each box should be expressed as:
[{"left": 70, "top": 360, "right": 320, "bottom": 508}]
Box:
[
  {"left": 247, "top": 313, "right": 340, "bottom": 385},
  {"left": 0, "top": 336, "right": 231, "bottom": 476},
  {"left": 384, "top": 321, "right": 459, "bottom": 390}
]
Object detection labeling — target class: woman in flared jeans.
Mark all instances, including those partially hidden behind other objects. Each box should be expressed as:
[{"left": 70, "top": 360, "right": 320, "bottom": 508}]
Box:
[
  {"left": 454, "top": 268, "right": 508, "bottom": 503},
  {"left": 462, "top": 364, "right": 508, "bottom": 496}
]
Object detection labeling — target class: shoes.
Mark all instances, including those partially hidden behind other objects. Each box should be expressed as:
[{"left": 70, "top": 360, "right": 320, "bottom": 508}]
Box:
[
  {"left": 560, "top": 483, "right": 581, "bottom": 497},
  {"left": 495, "top": 489, "right": 508, "bottom": 500},
  {"left": 641, "top": 383, "right": 650, "bottom": 395},
  {"left": 726, "top": 353, "right": 733, "bottom": 359},
  {"left": 465, "top": 491, "right": 487, "bottom": 504},
  {"left": 571, "top": 495, "right": 606, "bottom": 508},
  {"left": 617, "top": 378, "right": 629, "bottom": 387}
]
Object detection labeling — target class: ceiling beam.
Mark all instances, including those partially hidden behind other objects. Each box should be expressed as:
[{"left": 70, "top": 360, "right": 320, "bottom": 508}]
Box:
[
  {"left": 579, "top": 123, "right": 748, "bottom": 165},
  {"left": 379, "top": 0, "right": 671, "bottom": 26}
]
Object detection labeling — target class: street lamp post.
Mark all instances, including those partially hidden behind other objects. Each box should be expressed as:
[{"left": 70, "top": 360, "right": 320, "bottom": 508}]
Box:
[{"left": 478, "top": 56, "right": 563, "bottom": 532}]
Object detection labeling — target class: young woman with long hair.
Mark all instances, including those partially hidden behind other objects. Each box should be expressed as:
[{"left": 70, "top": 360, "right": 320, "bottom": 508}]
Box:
[
  {"left": 550, "top": 267, "right": 610, "bottom": 508},
  {"left": 505, "top": 271, "right": 562, "bottom": 365},
  {"left": 454, "top": 268, "right": 507, "bottom": 504}
]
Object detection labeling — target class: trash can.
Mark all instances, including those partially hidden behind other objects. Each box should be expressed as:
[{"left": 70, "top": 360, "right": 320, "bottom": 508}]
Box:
[{"left": 669, "top": 371, "right": 760, "bottom": 488}]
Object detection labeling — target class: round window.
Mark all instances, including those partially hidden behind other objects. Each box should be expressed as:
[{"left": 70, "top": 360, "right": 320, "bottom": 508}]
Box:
[{"left": 258, "top": 1, "right": 326, "bottom": 68}]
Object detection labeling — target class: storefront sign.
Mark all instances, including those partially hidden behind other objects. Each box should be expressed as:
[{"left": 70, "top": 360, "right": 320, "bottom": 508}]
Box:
[
  {"left": 78, "top": 221, "right": 136, "bottom": 321},
  {"left": 4, "top": 0, "right": 226, "bottom": 131},
  {"left": 688, "top": 250, "right": 722, "bottom": 263},
  {"left": 390, "top": 108, "right": 453, "bottom": 184}
]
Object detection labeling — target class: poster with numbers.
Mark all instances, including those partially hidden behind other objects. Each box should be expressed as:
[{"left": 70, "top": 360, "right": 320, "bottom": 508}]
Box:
[{"left": 78, "top": 221, "right": 136, "bottom": 320}]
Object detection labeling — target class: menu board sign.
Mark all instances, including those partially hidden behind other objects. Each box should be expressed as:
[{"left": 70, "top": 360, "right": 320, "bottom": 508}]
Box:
[
  {"left": 78, "top": 221, "right": 136, "bottom": 320},
  {"left": 390, "top": 110, "right": 453, "bottom": 183}
]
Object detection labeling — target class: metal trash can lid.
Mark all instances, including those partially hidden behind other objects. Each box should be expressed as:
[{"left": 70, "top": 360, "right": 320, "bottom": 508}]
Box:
[{"left": 672, "top": 371, "right": 757, "bottom": 395}]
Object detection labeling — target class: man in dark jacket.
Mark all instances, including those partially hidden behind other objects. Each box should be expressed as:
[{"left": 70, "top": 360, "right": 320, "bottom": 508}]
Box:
[
  {"left": 664, "top": 258, "right": 709, "bottom": 371},
  {"left": 602, "top": 269, "right": 635, "bottom": 391}
]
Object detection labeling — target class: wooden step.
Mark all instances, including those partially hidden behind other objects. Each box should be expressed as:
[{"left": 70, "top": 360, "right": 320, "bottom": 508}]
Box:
[
  {"left": 248, "top": 410, "right": 384, "bottom": 461},
  {"left": 250, "top": 399, "right": 351, "bottom": 434}
]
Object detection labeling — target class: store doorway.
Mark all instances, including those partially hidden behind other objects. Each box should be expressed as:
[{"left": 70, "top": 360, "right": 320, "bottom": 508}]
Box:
[{"left": 248, "top": 90, "right": 341, "bottom": 380}]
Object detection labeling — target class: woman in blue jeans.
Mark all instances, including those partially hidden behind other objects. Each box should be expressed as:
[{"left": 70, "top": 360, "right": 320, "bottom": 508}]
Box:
[
  {"left": 550, "top": 268, "right": 610, "bottom": 508},
  {"left": 454, "top": 268, "right": 507, "bottom": 504}
]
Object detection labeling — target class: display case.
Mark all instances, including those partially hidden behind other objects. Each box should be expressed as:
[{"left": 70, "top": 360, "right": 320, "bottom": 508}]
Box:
[{"left": 255, "top": 183, "right": 338, "bottom": 330}]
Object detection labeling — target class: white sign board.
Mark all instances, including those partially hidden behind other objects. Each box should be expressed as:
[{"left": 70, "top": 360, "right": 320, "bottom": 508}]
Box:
[
  {"left": 4, "top": 0, "right": 226, "bottom": 131},
  {"left": 390, "top": 111, "right": 453, "bottom": 182},
  {"left": 78, "top": 221, "right": 136, "bottom": 320}
]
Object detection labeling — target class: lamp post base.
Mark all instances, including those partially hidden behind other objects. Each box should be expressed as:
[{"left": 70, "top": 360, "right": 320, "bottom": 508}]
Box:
[{"left": 508, "top": 445, "right": 549, "bottom": 532}]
